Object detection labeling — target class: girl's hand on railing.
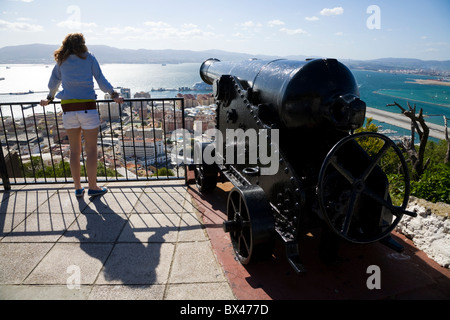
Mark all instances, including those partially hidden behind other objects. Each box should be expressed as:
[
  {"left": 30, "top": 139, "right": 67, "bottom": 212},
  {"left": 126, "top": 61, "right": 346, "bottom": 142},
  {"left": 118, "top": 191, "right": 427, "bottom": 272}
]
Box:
[
  {"left": 114, "top": 97, "right": 124, "bottom": 104},
  {"left": 40, "top": 99, "right": 50, "bottom": 106}
]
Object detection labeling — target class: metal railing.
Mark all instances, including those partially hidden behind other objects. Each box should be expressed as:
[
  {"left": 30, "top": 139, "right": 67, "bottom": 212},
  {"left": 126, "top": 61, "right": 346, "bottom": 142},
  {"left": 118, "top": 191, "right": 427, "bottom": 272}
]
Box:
[{"left": 0, "top": 98, "right": 187, "bottom": 190}]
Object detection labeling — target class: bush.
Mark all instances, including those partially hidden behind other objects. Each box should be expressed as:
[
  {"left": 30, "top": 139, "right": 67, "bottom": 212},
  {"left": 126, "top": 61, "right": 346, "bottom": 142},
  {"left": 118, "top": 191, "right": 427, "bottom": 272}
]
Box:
[
  {"left": 152, "top": 167, "right": 174, "bottom": 177},
  {"left": 387, "top": 173, "right": 409, "bottom": 206},
  {"left": 20, "top": 156, "right": 119, "bottom": 178},
  {"left": 411, "top": 163, "right": 450, "bottom": 203},
  {"left": 356, "top": 118, "right": 450, "bottom": 204}
]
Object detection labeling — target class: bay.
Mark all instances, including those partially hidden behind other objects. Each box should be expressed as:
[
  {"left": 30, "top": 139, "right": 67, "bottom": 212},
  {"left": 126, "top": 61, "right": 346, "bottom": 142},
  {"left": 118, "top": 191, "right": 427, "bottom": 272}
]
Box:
[
  {"left": 1, "top": 62, "right": 449, "bottom": 130},
  {"left": 354, "top": 70, "right": 450, "bottom": 123}
]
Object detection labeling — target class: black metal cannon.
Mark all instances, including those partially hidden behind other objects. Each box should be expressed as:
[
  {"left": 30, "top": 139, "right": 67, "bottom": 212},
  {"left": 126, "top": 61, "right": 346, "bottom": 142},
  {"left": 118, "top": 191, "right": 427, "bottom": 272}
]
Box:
[{"left": 193, "top": 58, "right": 416, "bottom": 272}]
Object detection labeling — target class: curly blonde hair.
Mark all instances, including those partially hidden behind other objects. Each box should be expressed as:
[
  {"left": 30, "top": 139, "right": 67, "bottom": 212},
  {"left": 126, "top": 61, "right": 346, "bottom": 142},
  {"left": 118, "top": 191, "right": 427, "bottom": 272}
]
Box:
[{"left": 54, "top": 33, "right": 88, "bottom": 65}]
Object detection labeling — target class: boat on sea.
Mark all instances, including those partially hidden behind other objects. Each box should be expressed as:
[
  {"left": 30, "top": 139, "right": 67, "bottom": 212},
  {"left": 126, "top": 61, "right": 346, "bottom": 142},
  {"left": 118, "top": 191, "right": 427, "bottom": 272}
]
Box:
[
  {"left": 9, "top": 90, "right": 34, "bottom": 95},
  {"left": 150, "top": 87, "right": 177, "bottom": 92}
]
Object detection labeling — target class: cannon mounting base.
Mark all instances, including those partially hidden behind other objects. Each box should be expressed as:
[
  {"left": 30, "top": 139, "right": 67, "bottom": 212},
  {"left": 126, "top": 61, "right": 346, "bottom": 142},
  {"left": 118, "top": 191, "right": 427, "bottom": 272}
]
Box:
[{"left": 280, "top": 237, "right": 307, "bottom": 274}]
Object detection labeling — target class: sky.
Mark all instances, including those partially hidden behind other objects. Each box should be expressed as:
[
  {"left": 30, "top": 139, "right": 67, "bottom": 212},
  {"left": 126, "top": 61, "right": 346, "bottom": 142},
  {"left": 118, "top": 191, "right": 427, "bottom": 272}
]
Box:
[{"left": 1, "top": 0, "right": 450, "bottom": 61}]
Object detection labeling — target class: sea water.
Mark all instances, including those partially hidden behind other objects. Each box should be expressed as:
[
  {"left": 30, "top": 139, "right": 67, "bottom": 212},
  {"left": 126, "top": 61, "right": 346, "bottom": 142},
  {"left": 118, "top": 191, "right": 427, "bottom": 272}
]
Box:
[{"left": 1, "top": 63, "right": 449, "bottom": 130}]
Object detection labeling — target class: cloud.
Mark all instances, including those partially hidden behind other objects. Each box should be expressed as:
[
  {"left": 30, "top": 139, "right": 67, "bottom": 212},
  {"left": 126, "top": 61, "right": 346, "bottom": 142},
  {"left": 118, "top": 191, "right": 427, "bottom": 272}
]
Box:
[
  {"left": 104, "top": 26, "right": 143, "bottom": 35},
  {"left": 57, "top": 20, "right": 97, "bottom": 29},
  {"left": 109, "top": 21, "right": 216, "bottom": 42},
  {"left": 279, "top": 28, "right": 308, "bottom": 35},
  {"left": 0, "top": 19, "right": 43, "bottom": 32},
  {"left": 178, "top": 23, "right": 215, "bottom": 39},
  {"left": 320, "top": 7, "right": 344, "bottom": 16},
  {"left": 144, "top": 21, "right": 171, "bottom": 28},
  {"left": 305, "top": 16, "right": 319, "bottom": 21},
  {"left": 238, "top": 21, "right": 263, "bottom": 29},
  {"left": 268, "top": 20, "right": 285, "bottom": 27}
]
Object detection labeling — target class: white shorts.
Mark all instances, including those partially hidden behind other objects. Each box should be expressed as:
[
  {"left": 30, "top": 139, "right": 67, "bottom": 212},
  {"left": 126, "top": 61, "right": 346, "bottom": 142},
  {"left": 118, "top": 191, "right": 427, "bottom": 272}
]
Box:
[{"left": 62, "top": 109, "right": 100, "bottom": 130}]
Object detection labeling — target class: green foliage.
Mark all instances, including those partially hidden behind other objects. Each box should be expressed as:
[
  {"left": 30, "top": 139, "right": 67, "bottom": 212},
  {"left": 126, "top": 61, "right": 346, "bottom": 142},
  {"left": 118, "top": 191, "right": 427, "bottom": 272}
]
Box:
[
  {"left": 20, "top": 156, "right": 119, "bottom": 178},
  {"left": 383, "top": 148, "right": 450, "bottom": 204},
  {"left": 356, "top": 117, "right": 450, "bottom": 204},
  {"left": 152, "top": 167, "right": 174, "bottom": 177},
  {"left": 95, "top": 162, "right": 119, "bottom": 177},
  {"left": 20, "top": 156, "right": 70, "bottom": 178},
  {"left": 355, "top": 117, "right": 379, "bottom": 134},
  {"left": 424, "top": 139, "right": 448, "bottom": 167},
  {"left": 379, "top": 149, "right": 404, "bottom": 175},
  {"left": 410, "top": 163, "right": 450, "bottom": 203},
  {"left": 355, "top": 118, "right": 384, "bottom": 157}
]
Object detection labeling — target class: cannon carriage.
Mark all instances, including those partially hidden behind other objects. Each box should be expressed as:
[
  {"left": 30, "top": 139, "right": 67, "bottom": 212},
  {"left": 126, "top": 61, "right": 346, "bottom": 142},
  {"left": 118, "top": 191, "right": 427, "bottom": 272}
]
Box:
[{"left": 192, "top": 58, "right": 416, "bottom": 272}]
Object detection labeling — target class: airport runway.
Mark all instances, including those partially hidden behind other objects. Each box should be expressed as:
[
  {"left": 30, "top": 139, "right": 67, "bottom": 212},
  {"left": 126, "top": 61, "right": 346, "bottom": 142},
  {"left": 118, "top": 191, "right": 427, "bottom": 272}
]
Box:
[{"left": 366, "top": 107, "right": 447, "bottom": 141}]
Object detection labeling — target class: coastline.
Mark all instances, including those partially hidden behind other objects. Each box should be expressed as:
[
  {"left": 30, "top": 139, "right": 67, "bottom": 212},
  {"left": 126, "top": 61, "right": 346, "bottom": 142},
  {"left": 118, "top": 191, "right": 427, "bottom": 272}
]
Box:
[
  {"left": 373, "top": 90, "right": 450, "bottom": 109},
  {"left": 405, "top": 79, "right": 450, "bottom": 87},
  {"left": 365, "top": 107, "right": 446, "bottom": 140}
]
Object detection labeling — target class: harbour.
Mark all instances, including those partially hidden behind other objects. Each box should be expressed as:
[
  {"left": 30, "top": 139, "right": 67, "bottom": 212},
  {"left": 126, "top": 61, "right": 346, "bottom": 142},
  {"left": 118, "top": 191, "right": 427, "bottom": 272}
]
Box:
[{"left": 1, "top": 63, "right": 449, "bottom": 142}]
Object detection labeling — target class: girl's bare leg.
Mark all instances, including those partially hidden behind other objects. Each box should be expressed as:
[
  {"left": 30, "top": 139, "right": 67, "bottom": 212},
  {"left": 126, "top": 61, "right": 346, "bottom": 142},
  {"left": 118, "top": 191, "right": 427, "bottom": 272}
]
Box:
[
  {"left": 82, "top": 127, "right": 102, "bottom": 191},
  {"left": 66, "top": 128, "right": 83, "bottom": 190}
]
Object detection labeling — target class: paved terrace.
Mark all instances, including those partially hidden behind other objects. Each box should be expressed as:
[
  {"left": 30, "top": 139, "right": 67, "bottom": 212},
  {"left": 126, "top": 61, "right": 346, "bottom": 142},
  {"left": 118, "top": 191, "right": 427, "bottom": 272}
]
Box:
[
  {"left": 0, "top": 180, "right": 235, "bottom": 300},
  {"left": 1, "top": 178, "right": 449, "bottom": 300}
]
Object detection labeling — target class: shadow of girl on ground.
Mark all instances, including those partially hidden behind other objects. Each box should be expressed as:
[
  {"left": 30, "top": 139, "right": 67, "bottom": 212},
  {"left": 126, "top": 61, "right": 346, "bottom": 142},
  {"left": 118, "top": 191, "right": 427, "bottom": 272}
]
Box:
[{"left": 68, "top": 196, "right": 170, "bottom": 287}]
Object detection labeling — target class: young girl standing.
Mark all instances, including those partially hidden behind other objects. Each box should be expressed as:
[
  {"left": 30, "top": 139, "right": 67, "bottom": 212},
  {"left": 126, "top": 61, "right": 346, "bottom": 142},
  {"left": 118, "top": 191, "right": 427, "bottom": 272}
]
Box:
[{"left": 41, "top": 33, "right": 123, "bottom": 197}]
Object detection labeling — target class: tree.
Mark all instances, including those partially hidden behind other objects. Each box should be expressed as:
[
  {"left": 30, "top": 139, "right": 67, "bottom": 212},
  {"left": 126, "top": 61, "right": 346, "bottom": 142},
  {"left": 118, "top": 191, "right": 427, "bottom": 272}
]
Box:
[
  {"left": 355, "top": 117, "right": 383, "bottom": 157},
  {"left": 152, "top": 167, "right": 174, "bottom": 177},
  {"left": 387, "top": 101, "right": 430, "bottom": 180},
  {"left": 20, "top": 156, "right": 71, "bottom": 179}
]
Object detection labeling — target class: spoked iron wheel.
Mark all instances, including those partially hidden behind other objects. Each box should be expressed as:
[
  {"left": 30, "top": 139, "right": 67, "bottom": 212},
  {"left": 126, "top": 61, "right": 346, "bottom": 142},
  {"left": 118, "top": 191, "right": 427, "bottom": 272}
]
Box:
[
  {"left": 194, "top": 165, "right": 217, "bottom": 192},
  {"left": 223, "top": 185, "right": 275, "bottom": 264},
  {"left": 317, "top": 132, "right": 416, "bottom": 244},
  {"left": 193, "top": 142, "right": 218, "bottom": 193}
]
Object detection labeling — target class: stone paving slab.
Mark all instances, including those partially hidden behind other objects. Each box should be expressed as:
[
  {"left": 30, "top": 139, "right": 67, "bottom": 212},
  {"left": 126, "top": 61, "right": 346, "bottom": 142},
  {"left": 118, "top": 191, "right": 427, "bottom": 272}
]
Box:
[
  {"left": 24, "top": 242, "right": 113, "bottom": 285},
  {"left": 169, "top": 241, "right": 227, "bottom": 284},
  {"left": 96, "top": 243, "right": 174, "bottom": 285},
  {"left": 0, "top": 181, "right": 235, "bottom": 300},
  {"left": 0, "top": 285, "right": 92, "bottom": 300},
  {"left": 2, "top": 213, "right": 80, "bottom": 243},
  {"left": 0, "top": 243, "right": 54, "bottom": 284}
]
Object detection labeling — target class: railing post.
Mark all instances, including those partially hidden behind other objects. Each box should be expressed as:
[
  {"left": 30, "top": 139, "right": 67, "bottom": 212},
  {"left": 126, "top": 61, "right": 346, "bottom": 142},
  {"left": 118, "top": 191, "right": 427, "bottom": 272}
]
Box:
[{"left": 0, "top": 146, "right": 11, "bottom": 191}]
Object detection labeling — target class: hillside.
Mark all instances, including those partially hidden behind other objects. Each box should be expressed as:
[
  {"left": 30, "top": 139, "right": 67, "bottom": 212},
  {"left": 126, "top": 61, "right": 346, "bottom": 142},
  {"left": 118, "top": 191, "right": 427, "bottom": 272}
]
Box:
[
  {"left": 1, "top": 44, "right": 449, "bottom": 75},
  {"left": 347, "top": 57, "right": 450, "bottom": 74},
  {"left": 0, "top": 44, "right": 279, "bottom": 64}
]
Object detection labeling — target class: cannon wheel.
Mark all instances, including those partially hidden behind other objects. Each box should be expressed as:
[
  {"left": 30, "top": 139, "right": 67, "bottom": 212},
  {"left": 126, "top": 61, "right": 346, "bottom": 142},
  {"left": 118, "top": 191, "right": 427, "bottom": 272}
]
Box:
[
  {"left": 224, "top": 185, "right": 275, "bottom": 264},
  {"left": 193, "top": 142, "right": 218, "bottom": 192},
  {"left": 194, "top": 165, "right": 217, "bottom": 192},
  {"left": 317, "top": 132, "right": 411, "bottom": 244}
]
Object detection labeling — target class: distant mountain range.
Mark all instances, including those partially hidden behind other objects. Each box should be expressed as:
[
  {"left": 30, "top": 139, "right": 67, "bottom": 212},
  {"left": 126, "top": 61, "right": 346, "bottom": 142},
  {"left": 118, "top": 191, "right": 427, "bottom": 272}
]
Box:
[{"left": 1, "top": 44, "right": 449, "bottom": 75}]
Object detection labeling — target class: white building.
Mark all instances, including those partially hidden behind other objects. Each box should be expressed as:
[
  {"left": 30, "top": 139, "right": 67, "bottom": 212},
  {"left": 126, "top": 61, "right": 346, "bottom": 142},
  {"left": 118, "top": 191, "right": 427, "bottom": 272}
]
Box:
[
  {"left": 98, "top": 102, "right": 121, "bottom": 121},
  {"left": 119, "top": 137, "right": 165, "bottom": 159},
  {"left": 124, "top": 127, "right": 163, "bottom": 139}
]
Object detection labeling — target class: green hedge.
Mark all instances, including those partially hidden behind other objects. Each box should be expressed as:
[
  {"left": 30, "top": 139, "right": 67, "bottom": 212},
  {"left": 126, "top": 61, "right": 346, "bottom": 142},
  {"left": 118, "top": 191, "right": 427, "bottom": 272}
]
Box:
[{"left": 410, "top": 163, "right": 450, "bottom": 203}]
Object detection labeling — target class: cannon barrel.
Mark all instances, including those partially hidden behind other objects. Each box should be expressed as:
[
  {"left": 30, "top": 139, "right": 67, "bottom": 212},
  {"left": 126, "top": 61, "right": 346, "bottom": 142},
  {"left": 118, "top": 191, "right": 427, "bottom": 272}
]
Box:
[{"left": 200, "top": 58, "right": 366, "bottom": 131}]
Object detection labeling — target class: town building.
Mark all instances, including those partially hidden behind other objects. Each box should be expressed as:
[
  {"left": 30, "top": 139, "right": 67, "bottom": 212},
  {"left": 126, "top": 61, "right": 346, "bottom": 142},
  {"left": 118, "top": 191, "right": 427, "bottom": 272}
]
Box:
[{"left": 119, "top": 136, "right": 165, "bottom": 161}]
